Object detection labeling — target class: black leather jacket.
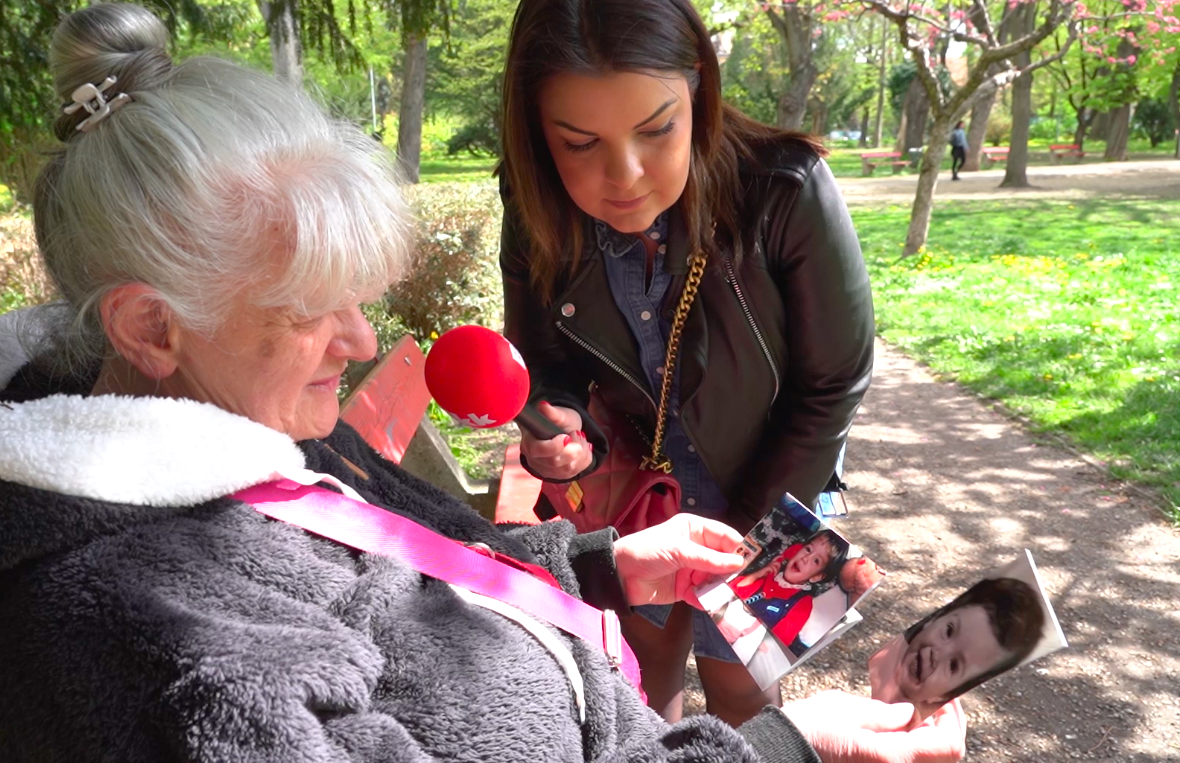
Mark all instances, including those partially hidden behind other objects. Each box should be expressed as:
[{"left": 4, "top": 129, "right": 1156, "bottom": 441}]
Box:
[{"left": 501, "top": 138, "right": 874, "bottom": 530}]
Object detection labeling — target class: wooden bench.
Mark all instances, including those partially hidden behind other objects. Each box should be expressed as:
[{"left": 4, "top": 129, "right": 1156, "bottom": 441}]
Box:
[
  {"left": 860, "top": 151, "right": 909, "bottom": 176},
  {"left": 1049, "top": 144, "right": 1085, "bottom": 163},
  {"left": 341, "top": 335, "right": 432, "bottom": 465},
  {"left": 341, "top": 334, "right": 540, "bottom": 524},
  {"left": 981, "top": 146, "right": 1009, "bottom": 168}
]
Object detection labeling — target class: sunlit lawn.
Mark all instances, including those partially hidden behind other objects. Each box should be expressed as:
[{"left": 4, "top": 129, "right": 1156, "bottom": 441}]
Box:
[
  {"left": 856, "top": 198, "right": 1180, "bottom": 521},
  {"left": 419, "top": 156, "right": 496, "bottom": 184}
]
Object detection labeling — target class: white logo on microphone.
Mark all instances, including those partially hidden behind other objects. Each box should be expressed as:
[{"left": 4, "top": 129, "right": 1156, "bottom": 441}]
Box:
[
  {"left": 458, "top": 413, "right": 496, "bottom": 428},
  {"left": 507, "top": 341, "right": 527, "bottom": 372}
]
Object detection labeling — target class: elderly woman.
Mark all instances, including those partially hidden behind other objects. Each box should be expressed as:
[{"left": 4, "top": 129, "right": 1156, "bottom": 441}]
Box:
[{"left": 0, "top": 5, "right": 966, "bottom": 763}]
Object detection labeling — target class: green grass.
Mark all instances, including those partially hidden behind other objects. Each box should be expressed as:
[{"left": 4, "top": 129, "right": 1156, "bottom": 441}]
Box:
[
  {"left": 419, "top": 156, "right": 496, "bottom": 184},
  {"left": 856, "top": 198, "right": 1180, "bottom": 522}
]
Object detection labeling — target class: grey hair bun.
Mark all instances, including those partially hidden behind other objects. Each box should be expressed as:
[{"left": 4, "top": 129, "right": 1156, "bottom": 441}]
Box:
[{"left": 51, "top": 3, "right": 174, "bottom": 140}]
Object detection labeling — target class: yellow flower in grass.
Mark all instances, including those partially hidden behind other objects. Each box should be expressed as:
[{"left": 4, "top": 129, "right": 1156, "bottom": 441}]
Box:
[{"left": 1043, "top": 373, "right": 1053, "bottom": 381}]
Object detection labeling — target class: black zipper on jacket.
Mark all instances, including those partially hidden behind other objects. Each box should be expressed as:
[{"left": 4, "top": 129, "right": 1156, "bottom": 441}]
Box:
[
  {"left": 723, "top": 258, "right": 781, "bottom": 405},
  {"left": 555, "top": 321, "right": 658, "bottom": 411}
]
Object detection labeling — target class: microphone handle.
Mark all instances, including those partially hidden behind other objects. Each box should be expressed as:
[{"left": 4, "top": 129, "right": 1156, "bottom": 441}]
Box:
[{"left": 514, "top": 403, "right": 567, "bottom": 441}]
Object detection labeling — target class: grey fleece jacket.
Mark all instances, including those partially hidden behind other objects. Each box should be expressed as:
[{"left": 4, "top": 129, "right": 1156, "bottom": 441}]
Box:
[{"left": 0, "top": 392, "right": 821, "bottom": 763}]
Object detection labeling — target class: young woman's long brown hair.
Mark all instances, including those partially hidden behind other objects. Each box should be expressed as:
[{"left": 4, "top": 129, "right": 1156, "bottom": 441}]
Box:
[{"left": 500, "top": 0, "right": 825, "bottom": 301}]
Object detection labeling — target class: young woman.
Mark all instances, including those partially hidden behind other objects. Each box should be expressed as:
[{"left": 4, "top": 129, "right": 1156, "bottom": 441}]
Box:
[{"left": 499, "top": 0, "right": 875, "bottom": 727}]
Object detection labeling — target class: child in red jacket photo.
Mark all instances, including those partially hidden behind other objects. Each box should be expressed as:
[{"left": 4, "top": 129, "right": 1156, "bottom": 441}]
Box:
[{"left": 723, "top": 529, "right": 849, "bottom": 646}]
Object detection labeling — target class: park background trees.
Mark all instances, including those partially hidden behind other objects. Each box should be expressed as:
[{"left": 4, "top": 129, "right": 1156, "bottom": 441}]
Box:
[{"left": 2, "top": 0, "right": 1179, "bottom": 238}]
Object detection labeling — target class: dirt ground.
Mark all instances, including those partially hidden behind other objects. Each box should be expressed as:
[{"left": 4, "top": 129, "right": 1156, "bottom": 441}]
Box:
[
  {"left": 683, "top": 341, "right": 1180, "bottom": 762},
  {"left": 837, "top": 158, "right": 1180, "bottom": 205}
]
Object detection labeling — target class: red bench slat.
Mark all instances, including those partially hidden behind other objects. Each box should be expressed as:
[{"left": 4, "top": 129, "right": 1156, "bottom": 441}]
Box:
[
  {"left": 341, "top": 335, "right": 430, "bottom": 464},
  {"left": 494, "top": 444, "right": 544, "bottom": 524}
]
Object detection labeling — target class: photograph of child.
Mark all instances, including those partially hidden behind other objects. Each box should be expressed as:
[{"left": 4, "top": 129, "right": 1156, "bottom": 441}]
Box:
[
  {"left": 695, "top": 494, "right": 885, "bottom": 690},
  {"left": 868, "top": 550, "right": 1068, "bottom": 722},
  {"left": 728, "top": 528, "right": 849, "bottom": 648}
]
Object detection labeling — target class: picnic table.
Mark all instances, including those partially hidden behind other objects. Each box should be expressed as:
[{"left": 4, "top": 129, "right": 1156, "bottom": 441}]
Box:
[
  {"left": 1048, "top": 144, "right": 1085, "bottom": 163},
  {"left": 982, "top": 146, "right": 1009, "bottom": 168},
  {"left": 860, "top": 151, "right": 910, "bottom": 176}
]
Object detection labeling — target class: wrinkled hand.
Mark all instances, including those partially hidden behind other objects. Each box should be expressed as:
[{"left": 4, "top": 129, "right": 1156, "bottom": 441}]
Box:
[
  {"left": 613, "top": 514, "right": 746, "bottom": 607},
  {"left": 519, "top": 402, "right": 593, "bottom": 480},
  {"left": 783, "top": 691, "right": 966, "bottom": 763}
]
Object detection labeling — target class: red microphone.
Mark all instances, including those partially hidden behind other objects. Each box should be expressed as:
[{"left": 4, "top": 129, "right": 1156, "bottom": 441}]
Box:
[{"left": 424, "top": 325, "right": 564, "bottom": 440}]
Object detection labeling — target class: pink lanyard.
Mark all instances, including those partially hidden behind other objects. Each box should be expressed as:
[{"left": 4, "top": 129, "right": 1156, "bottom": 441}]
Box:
[{"left": 233, "top": 480, "right": 643, "bottom": 696}]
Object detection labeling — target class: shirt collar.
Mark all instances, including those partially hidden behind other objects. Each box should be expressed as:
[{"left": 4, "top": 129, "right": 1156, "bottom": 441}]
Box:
[{"left": 593, "top": 211, "right": 669, "bottom": 259}]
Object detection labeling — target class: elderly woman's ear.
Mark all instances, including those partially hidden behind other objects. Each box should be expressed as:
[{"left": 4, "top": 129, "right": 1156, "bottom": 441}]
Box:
[{"left": 98, "top": 283, "right": 181, "bottom": 382}]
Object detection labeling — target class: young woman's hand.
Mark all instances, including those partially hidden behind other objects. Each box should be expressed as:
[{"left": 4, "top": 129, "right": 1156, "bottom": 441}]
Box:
[
  {"left": 613, "top": 514, "right": 745, "bottom": 607},
  {"left": 519, "top": 401, "right": 594, "bottom": 480},
  {"left": 783, "top": 691, "right": 966, "bottom": 763}
]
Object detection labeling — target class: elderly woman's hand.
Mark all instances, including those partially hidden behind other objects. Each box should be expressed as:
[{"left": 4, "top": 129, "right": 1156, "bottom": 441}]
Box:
[
  {"left": 519, "top": 401, "right": 594, "bottom": 480},
  {"left": 783, "top": 691, "right": 967, "bottom": 763},
  {"left": 612, "top": 514, "right": 746, "bottom": 607}
]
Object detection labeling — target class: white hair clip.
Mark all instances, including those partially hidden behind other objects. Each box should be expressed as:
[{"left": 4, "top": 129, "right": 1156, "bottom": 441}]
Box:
[{"left": 63, "top": 76, "right": 132, "bottom": 132}]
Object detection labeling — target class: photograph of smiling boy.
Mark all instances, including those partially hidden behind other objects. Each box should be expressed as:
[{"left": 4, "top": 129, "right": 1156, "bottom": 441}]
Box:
[{"left": 869, "top": 550, "right": 1067, "bottom": 722}]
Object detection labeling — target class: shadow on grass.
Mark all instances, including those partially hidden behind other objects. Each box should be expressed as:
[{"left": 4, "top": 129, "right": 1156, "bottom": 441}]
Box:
[
  {"left": 856, "top": 197, "right": 1177, "bottom": 263},
  {"left": 888, "top": 329, "right": 1180, "bottom": 521},
  {"left": 1058, "top": 374, "right": 1180, "bottom": 518}
]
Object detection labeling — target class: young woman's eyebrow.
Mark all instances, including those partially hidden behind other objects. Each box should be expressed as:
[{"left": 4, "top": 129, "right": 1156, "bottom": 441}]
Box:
[
  {"left": 553, "top": 98, "right": 678, "bottom": 136},
  {"left": 632, "top": 98, "right": 677, "bottom": 128}
]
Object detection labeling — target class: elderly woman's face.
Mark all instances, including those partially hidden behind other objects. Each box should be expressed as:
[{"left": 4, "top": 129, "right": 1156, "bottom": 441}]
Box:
[{"left": 172, "top": 297, "right": 377, "bottom": 441}]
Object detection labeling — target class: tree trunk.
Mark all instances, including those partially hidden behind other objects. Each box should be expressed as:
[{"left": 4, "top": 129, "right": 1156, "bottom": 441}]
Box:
[
  {"left": 1169, "top": 62, "right": 1180, "bottom": 159},
  {"left": 873, "top": 17, "right": 888, "bottom": 147},
  {"left": 1090, "top": 111, "right": 1111, "bottom": 142},
  {"left": 1104, "top": 36, "right": 1138, "bottom": 161},
  {"left": 894, "top": 108, "right": 908, "bottom": 155},
  {"left": 859, "top": 106, "right": 871, "bottom": 147},
  {"left": 897, "top": 77, "right": 928, "bottom": 156},
  {"left": 1104, "top": 102, "right": 1132, "bottom": 161},
  {"left": 396, "top": 32, "right": 428, "bottom": 183},
  {"left": 1002, "top": 70, "right": 1033, "bottom": 186},
  {"left": 1073, "top": 107, "right": 1092, "bottom": 147},
  {"left": 258, "top": 0, "right": 303, "bottom": 87},
  {"left": 903, "top": 118, "right": 951, "bottom": 256},
  {"left": 1001, "top": 2, "right": 1034, "bottom": 187},
  {"left": 962, "top": 90, "right": 997, "bottom": 171},
  {"left": 767, "top": 7, "right": 818, "bottom": 131},
  {"left": 776, "top": 66, "right": 818, "bottom": 130},
  {"left": 893, "top": 45, "right": 934, "bottom": 155}
]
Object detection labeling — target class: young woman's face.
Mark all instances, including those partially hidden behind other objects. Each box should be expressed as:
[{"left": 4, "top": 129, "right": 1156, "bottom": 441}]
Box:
[{"left": 539, "top": 70, "right": 693, "bottom": 233}]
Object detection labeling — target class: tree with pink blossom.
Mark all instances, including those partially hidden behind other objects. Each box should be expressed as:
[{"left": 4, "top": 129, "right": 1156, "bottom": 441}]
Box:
[{"left": 850, "top": 0, "right": 1083, "bottom": 255}]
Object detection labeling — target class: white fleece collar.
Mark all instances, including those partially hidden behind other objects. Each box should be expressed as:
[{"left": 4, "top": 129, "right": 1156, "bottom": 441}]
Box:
[{"left": 0, "top": 394, "right": 306, "bottom": 507}]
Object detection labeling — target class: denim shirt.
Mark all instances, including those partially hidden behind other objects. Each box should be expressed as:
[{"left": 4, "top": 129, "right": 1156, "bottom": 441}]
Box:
[{"left": 593, "top": 214, "right": 729, "bottom": 520}]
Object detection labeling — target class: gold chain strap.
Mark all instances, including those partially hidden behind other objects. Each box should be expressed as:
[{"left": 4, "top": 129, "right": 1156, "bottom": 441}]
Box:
[{"left": 638, "top": 247, "right": 709, "bottom": 474}]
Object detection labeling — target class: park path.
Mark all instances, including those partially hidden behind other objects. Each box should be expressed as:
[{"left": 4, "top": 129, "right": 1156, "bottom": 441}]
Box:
[
  {"left": 838, "top": 158, "right": 1180, "bottom": 205},
  {"left": 685, "top": 340, "right": 1180, "bottom": 762}
]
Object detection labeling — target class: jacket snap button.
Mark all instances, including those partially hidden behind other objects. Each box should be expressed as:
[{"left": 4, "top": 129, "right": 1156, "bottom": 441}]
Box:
[{"left": 561, "top": 303, "right": 576, "bottom": 317}]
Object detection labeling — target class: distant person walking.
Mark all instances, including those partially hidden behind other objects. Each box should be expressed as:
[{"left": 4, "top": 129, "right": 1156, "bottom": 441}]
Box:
[{"left": 950, "top": 121, "right": 968, "bottom": 180}]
